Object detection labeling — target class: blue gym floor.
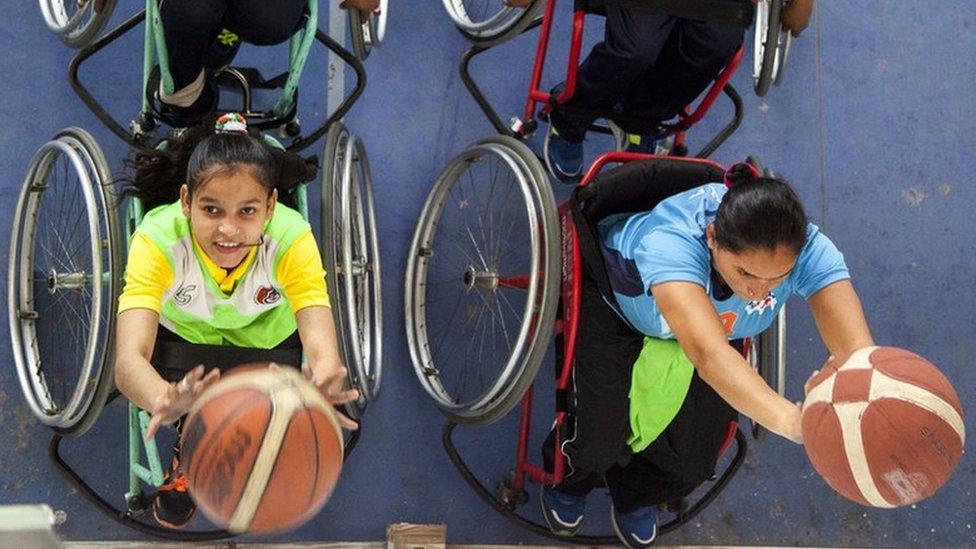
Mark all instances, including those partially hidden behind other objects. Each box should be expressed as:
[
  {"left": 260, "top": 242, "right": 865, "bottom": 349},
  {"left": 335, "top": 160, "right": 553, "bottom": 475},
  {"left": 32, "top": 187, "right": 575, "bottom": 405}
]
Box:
[{"left": 1, "top": 0, "right": 974, "bottom": 546}]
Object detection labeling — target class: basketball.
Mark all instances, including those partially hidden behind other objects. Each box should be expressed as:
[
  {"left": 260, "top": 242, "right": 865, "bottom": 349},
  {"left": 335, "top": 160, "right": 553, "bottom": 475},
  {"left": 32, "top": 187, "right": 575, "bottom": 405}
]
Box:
[
  {"left": 180, "top": 363, "right": 344, "bottom": 534},
  {"left": 801, "top": 347, "right": 965, "bottom": 507}
]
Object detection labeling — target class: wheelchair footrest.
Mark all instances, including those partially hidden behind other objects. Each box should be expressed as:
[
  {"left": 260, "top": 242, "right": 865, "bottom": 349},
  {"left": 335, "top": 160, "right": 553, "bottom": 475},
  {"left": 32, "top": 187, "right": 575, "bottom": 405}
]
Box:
[{"left": 217, "top": 67, "right": 290, "bottom": 91}]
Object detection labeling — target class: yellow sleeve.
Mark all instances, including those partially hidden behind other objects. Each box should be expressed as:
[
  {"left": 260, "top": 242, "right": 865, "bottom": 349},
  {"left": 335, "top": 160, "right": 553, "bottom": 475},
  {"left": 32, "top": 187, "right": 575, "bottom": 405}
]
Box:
[
  {"left": 118, "top": 233, "right": 173, "bottom": 314},
  {"left": 277, "top": 229, "right": 331, "bottom": 312}
]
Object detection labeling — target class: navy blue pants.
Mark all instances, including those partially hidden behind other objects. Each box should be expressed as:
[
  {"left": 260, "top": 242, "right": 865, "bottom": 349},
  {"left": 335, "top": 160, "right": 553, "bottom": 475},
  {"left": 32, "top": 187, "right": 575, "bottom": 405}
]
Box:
[
  {"left": 160, "top": 0, "right": 307, "bottom": 89},
  {"left": 550, "top": 4, "right": 745, "bottom": 140}
]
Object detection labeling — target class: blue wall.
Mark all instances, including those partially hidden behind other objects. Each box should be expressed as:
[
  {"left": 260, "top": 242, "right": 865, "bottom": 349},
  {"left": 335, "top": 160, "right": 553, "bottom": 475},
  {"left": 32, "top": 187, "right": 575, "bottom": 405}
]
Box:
[{"left": 0, "top": 0, "right": 973, "bottom": 545}]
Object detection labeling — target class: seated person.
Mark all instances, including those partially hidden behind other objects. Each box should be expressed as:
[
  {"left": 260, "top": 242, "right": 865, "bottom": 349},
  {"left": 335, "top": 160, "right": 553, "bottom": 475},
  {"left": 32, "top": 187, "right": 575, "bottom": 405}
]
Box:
[
  {"left": 501, "top": 0, "right": 813, "bottom": 181},
  {"left": 540, "top": 171, "right": 874, "bottom": 548},
  {"left": 157, "top": 0, "right": 379, "bottom": 126},
  {"left": 114, "top": 114, "right": 358, "bottom": 529}
]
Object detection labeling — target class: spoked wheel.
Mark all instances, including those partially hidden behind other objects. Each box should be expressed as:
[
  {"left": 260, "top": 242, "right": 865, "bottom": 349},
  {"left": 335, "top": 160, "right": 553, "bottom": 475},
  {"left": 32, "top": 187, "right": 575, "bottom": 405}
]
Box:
[
  {"left": 753, "top": 0, "right": 791, "bottom": 97},
  {"left": 746, "top": 308, "right": 787, "bottom": 441},
  {"left": 349, "top": 0, "right": 388, "bottom": 61},
  {"left": 405, "top": 135, "right": 560, "bottom": 426},
  {"left": 441, "top": 0, "right": 544, "bottom": 46},
  {"left": 8, "top": 127, "right": 121, "bottom": 436},
  {"left": 38, "top": 0, "right": 117, "bottom": 49},
  {"left": 321, "top": 123, "right": 383, "bottom": 416}
]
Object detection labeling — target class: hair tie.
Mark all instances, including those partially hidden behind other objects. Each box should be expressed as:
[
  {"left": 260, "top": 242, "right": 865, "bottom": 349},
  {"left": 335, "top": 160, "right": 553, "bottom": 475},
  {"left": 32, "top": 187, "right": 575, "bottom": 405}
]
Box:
[
  {"left": 723, "top": 162, "right": 761, "bottom": 189},
  {"left": 214, "top": 113, "right": 248, "bottom": 135}
]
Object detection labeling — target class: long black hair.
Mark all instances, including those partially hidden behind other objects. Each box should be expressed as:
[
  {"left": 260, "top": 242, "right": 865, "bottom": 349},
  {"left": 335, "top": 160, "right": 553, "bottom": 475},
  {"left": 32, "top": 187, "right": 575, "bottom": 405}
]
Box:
[
  {"left": 713, "top": 176, "right": 808, "bottom": 255},
  {"left": 123, "top": 116, "right": 316, "bottom": 211}
]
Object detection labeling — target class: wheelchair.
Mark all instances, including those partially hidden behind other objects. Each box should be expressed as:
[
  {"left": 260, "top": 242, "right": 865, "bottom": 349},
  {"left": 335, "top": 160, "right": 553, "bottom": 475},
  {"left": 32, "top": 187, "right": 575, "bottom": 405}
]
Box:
[
  {"left": 443, "top": 0, "right": 791, "bottom": 97},
  {"left": 406, "top": 146, "right": 787, "bottom": 542},
  {"left": 9, "top": 0, "right": 382, "bottom": 540},
  {"left": 40, "top": 0, "right": 388, "bottom": 61}
]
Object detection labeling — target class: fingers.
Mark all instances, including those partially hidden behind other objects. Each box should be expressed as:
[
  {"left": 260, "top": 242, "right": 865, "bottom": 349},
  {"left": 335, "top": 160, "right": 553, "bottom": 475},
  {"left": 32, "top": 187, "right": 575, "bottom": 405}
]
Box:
[
  {"left": 145, "top": 414, "right": 163, "bottom": 441},
  {"left": 335, "top": 412, "right": 359, "bottom": 431},
  {"left": 804, "top": 368, "right": 820, "bottom": 395},
  {"left": 328, "top": 388, "right": 361, "bottom": 406}
]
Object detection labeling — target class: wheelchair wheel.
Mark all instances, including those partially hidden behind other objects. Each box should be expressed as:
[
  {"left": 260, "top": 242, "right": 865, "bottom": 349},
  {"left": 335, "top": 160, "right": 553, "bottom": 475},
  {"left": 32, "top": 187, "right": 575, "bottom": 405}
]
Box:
[
  {"left": 349, "top": 0, "right": 388, "bottom": 61},
  {"left": 753, "top": 0, "right": 789, "bottom": 97},
  {"left": 39, "top": 0, "right": 117, "bottom": 49},
  {"left": 8, "top": 127, "right": 121, "bottom": 436},
  {"left": 746, "top": 308, "right": 787, "bottom": 441},
  {"left": 321, "top": 123, "right": 383, "bottom": 408},
  {"left": 405, "top": 135, "right": 560, "bottom": 425},
  {"left": 441, "top": 0, "right": 544, "bottom": 46}
]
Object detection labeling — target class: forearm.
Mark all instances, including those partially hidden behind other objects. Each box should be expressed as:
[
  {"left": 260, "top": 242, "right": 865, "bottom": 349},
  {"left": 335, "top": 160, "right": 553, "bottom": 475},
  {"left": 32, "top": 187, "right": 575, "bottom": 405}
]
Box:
[
  {"left": 115, "top": 354, "right": 171, "bottom": 413},
  {"left": 295, "top": 306, "right": 342, "bottom": 368},
  {"left": 694, "top": 343, "right": 797, "bottom": 439}
]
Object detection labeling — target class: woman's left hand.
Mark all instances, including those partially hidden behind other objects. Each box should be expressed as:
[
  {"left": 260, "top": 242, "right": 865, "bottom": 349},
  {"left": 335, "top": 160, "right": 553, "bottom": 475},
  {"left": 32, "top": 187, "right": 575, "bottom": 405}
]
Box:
[{"left": 303, "top": 360, "right": 360, "bottom": 430}]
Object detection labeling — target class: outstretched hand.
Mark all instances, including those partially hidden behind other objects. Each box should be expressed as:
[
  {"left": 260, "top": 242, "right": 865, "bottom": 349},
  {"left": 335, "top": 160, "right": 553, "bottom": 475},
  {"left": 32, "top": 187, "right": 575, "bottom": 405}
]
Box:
[
  {"left": 340, "top": 0, "right": 380, "bottom": 18},
  {"left": 781, "top": 0, "right": 814, "bottom": 37},
  {"left": 145, "top": 365, "right": 220, "bottom": 441},
  {"left": 302, "top": 362, "right": 361, "bottom": 431}
]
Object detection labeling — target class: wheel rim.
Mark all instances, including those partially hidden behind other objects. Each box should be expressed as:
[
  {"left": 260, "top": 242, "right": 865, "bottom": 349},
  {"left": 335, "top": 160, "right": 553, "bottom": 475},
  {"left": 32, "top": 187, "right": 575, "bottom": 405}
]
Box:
[
  {"left": 39, "top": 0, "right": 94, "bottom": 34},
  {"left": 338, "top": 136, "right": 383, "bottom": 402},
  {"left": 406, "top": 143, "right": 544, "bottom": 416},
  {"left": 753, "top": 0, "right": 787, "bottom": 87},
  {"left": 441, "top": 0, "right": 522, "bottom": 36},
  {"left": 8, "top": 136, "right": 112, "bottom": 430}
]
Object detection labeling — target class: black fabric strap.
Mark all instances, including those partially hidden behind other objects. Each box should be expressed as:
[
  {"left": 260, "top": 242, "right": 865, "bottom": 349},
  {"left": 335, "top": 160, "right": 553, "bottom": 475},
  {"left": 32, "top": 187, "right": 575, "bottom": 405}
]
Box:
[
  {"left": 152, "top": 328, "right": 303, "bottom": 382},
  {"left": 574, "top": 0, "right": 755, "bottom": 27}
]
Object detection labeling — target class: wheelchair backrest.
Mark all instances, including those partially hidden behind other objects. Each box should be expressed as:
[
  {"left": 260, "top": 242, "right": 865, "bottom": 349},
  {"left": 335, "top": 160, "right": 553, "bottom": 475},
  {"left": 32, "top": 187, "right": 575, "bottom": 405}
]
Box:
[{"left": 576, "top": 157, "right": 725, "bottom": 224}]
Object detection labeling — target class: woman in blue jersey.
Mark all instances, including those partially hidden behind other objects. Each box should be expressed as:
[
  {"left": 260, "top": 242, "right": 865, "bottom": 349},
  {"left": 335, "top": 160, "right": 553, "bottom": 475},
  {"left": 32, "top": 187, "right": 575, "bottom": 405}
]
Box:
[{"left": 540, "top": 174, "right": 874, "bottom": 547}]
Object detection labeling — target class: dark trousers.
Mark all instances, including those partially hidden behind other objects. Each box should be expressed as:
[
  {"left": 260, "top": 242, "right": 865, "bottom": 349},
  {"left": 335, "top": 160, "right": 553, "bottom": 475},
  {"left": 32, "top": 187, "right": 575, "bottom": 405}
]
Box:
[
  {"left": 160, "top": 0, "right": 307, "bottom": 89},
  {"left": 550, "top": 4, "right": 745, "bottom": 141},
  {"left": 543, "top": 262, "right": 738, "bottom": 512}
]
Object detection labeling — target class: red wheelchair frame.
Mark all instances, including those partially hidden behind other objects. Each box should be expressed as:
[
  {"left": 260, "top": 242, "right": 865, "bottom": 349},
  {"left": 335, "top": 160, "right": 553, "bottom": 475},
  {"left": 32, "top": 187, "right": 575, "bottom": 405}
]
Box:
[
  {"left": 442, "top": 152, "right": 764, "bottom": 543},
  {"left": 459, "top": 0, "right": 751, "bottom": 158}
]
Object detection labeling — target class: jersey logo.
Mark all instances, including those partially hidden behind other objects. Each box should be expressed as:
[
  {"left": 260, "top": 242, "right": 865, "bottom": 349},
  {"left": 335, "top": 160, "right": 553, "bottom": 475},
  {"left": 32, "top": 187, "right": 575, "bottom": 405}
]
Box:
[
  {"left": 745, "top": 292, "right": 777, "bottom": 315},
  {"left": 173, "top": 284, "right": 197, "bottom": 306},
  {"left": 718, "top": 311, "right": 738, "bottom": 335},
  {"left": 255, "top": 286, "right": 281, "bottom": 306}
]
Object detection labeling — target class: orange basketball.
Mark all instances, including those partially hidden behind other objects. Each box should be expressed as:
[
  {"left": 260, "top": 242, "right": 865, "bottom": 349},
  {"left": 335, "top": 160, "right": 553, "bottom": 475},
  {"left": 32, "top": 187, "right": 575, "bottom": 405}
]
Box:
[
  {"left": 801, "top": 347, "right": 965, "bottom": 507},
  {"left": 180, "top": 363, "right": 344, "bottom": 534}
]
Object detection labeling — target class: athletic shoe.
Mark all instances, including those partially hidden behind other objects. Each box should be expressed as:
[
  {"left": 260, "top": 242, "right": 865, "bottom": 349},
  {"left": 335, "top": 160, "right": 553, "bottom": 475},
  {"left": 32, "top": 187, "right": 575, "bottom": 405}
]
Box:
[
  {"left": 539, "top": 484, "right": 586, "bottom": 536},
  {"left": 152, "top": 456, "right": 196, "bottom": 529},
  {"left": 611, "top": 502, "right": 658, "bottom": 548},
  {"left": 543, "top": 124, "right": 583, "bottom": 183}
]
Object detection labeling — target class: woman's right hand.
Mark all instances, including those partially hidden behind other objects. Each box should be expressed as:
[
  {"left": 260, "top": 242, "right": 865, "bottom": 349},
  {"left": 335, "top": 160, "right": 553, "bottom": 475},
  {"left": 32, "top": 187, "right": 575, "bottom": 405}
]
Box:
[
  {"left": 145, "top": 365, "right": 221, "bottom": 441},
  {"left": 775, "top": 401, "right": 804, "bottom": 444}
]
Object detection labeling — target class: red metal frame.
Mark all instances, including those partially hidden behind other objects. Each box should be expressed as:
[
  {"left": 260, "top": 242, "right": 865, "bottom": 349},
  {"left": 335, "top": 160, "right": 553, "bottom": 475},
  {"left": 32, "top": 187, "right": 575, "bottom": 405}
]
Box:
[
  {"left": 508, "top": 153, "right": 756, "bottom": 493},
  {"left": 518, "top": 0, "right": 746, "bottom": 143}
]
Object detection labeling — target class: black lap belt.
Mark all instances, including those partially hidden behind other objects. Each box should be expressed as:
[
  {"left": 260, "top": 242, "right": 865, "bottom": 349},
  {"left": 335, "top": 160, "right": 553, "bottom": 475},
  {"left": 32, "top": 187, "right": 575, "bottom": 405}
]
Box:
[
  {"left": 151, "top": 332, "right": 303, "bottom": 382},
  {"left": 574, "top": 0, "right": 755, "bottom": 27}
]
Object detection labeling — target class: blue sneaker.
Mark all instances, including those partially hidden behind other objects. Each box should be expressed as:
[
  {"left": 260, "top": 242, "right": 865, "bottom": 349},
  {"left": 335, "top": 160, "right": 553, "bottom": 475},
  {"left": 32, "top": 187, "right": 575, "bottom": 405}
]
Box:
[
  {"left": 543, "top": 124, "right": 583, "bottom": 183},
  {"left": 540, "top": 484, "right": 586, "bottom": 536},
  {"left": 611, "top": 503, "right": 658, "bottom": 548}
]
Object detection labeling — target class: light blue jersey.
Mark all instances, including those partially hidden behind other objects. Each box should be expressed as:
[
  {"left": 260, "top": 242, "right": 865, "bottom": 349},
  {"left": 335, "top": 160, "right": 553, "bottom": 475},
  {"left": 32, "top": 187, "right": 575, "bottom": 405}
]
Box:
[{"left": 599, "top": 183, "right": 849, "bottom": 339}]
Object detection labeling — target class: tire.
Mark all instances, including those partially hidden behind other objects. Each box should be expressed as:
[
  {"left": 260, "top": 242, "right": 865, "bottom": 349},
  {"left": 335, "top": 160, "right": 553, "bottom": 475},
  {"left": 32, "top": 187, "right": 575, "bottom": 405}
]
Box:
[
  {"left": 405, "top": 135, "right": 560, "bottom": 425},
  {"left": 753, "top": 0, "right": 784, "bottom": 97},
  {"left": 39, "top": 0, "right": 117, "bottom": 49},
  {"left": 348, "top": 0, "right": 387, "bottom": 61},
  {"left": 321, "top": 123, "right": 384, "bottom": 413},
  {"left": 441, "top": 0, "right": 544, "bottom": 47},
  {"left": 8, "top": 127, "right": 121, "bottom": 436}
]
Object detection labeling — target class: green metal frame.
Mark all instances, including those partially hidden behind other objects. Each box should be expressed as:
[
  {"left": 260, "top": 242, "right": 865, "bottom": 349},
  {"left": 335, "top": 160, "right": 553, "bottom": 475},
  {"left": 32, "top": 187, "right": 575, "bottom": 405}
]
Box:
[
  {"left": 140, "top": 0, "right": 317, "bottom": 122},
  {"left": 123, "top": 136, "right": 309, "bottom": 497}
]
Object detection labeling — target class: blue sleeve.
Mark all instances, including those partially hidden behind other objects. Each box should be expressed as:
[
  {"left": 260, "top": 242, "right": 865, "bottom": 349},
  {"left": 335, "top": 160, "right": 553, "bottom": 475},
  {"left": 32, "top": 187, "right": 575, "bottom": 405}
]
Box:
[
  {"left": 633, "top": 228, "right": 710, "bottom": 291},
  {"left": 792, "top": 227, "right": 850, "bottom": 300}
]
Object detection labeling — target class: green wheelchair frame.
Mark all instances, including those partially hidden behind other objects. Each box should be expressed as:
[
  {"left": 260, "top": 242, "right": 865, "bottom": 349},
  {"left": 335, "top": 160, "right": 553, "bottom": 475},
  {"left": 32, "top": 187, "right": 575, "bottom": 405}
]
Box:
[
  {"left": 68, "top": 0, "right": 366, "bottom": 152},
  {"left": 12, "top": 0, "right": 381, "bottom": 539}
]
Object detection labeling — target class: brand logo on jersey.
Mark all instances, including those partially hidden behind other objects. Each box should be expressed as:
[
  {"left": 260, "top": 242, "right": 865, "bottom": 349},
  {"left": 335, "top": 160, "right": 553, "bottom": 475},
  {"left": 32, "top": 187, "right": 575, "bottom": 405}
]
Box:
[
  {"left": 173, "top": 284, "right": 197, "bottom": 306},
  {"left": 255, "top": 286, "right": 281, "bottom": 305},
  {"left": 745, "top": 292, "right": 777, "bottom": 315}
]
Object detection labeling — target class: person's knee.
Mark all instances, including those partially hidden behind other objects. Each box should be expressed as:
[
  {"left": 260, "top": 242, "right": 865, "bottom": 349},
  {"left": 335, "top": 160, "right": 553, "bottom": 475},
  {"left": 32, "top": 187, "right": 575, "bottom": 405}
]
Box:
[{"left": 161, "top": 0, "right": 223, "bottom": 30}]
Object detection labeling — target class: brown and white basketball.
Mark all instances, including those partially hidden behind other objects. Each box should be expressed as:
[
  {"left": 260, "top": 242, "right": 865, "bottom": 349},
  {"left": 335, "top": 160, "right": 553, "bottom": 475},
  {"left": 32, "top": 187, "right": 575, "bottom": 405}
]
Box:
[
  {"left": 801, "top": 347, "right": 965, "bottom": 507},
  {"left": 180, "top": 363, "right": 344, "bottom": 534}
]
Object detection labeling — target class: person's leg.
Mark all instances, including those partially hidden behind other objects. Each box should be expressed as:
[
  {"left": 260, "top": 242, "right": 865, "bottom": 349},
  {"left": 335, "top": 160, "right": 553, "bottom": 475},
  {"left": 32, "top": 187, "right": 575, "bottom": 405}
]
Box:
[
  {"left": 550, "top": 6, "right": 676, "bottom": 142},
  {"left": 607, "top": 368, "right": 738, "bottom": 511},
  {"left": 621, "top": 17, "right": 744, "bottom": 125},
  {"left": 540, "top": 258, "right": 644, "bottom": 534},
  {"left": 226, "top": 0, "right": 307, "bottom": 46}
]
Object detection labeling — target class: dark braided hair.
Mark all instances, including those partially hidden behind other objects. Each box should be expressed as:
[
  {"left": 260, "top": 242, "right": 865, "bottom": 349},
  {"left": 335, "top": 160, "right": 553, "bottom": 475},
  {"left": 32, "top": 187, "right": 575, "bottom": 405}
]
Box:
[
  {"left": 123, "top": 115, "right": 317, "bottom": 211},
  {"left": 713, "top": 177, "right": 808, "bottom": 255}
]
